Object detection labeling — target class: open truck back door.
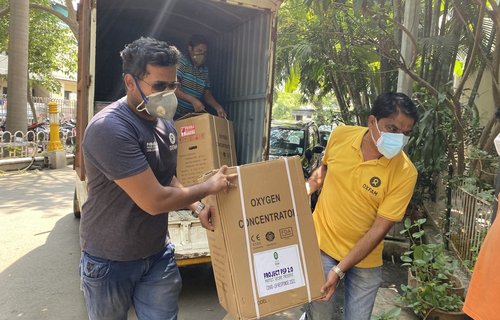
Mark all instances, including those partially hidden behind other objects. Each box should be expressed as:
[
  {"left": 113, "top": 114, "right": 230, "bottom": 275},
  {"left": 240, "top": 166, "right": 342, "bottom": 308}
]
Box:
[{"left": 74, "top": 0, "right": 283, "bottom": 265}]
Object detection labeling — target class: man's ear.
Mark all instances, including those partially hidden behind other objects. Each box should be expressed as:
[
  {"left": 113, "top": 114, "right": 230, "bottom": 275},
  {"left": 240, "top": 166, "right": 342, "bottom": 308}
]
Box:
[
  {"left": 124, "top": 74, "right": 135, "bottom": 91},
  {"left": 367, "top": 115, "right": 376, "bottom": 128}
]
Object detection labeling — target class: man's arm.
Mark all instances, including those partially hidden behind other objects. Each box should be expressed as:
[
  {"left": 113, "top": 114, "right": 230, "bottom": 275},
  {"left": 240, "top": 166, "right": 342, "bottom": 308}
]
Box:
[
  {"left": 306, "top": 163, "right": 327, "bottom": 196},
  {"left": 174, "top": 86, "right": 205, "bottom": 112},
  {"left": 115, "top": 165, "right": 236, "bottom": 216},
  {"left": 169, "top": 175, "right": 218, "bottom": 231},
  {"left": 319, "top": 216, "right": 395, "bottom": 301},
  {"left": 203, "top": 89, "right": 226, "bottom": 118}
]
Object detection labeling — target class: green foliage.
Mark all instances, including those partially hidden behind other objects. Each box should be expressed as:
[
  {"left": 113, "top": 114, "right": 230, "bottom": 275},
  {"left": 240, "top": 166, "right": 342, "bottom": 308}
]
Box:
[
  {"left": 399, "top": 218, "right": 464, "bottom": 317},
  {"left": 311, "top": 93, "right": 344, "bottom": 127},
  {"left": 407, "top": 92, "right": 454, "bottom": 174},
  {"left": 0, "top": 0, "right": 77, "bottom": 93},
  {"left": 406, "top": 91, "right": 454, "bottom": 205},
  {"left": 370, "top": 307, "right": 401, "bottom": 320},
  {"left": 276, "top": 0, "right": 393, "bottom": 122},
  {"left": 272, "top": 90, "right": 302, "bottom": 120}
]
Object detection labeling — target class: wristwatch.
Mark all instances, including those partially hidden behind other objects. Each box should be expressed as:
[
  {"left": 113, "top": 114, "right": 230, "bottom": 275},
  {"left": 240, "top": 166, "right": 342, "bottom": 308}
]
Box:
[
  {"left": 331, "top": 265, "right": 345, "bottom": 280},
  {"left": 191, "top": 201, "right": 205, "bottom": 218}
]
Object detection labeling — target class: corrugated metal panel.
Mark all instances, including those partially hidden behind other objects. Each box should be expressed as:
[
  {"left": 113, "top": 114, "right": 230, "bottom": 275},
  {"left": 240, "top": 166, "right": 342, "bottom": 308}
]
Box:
[
  {"left": 89, "top": 0, "right": 278, "bottom": 165},
  {"left": 211, "top": 12, "right": 275, "bottom": 164}
]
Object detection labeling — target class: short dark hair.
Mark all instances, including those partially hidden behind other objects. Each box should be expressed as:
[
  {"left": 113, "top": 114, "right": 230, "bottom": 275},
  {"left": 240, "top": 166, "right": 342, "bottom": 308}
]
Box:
[
  {"left": 370, "top": 92, "right": 418, "bottom": 123},
  {"left": 188, "top": 34, "right": 208, "bottom": 48},
  {"left": 120, "top": 37, "right": 180, "bottom": 78}
]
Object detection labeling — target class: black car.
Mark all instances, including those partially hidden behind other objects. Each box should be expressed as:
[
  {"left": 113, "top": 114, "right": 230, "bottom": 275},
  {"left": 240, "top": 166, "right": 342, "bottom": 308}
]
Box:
[
  {"left": 319, "top": 125, "right": 333, "bottom": 147},
  {"left": 269, "top": 120, "right": 324, "bottom": 178}
]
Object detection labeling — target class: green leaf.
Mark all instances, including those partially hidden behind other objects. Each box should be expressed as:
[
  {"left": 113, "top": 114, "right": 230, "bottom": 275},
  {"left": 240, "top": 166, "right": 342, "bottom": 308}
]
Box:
[{"left": 412, "top": 230, "right": 425, "bottom": 239}]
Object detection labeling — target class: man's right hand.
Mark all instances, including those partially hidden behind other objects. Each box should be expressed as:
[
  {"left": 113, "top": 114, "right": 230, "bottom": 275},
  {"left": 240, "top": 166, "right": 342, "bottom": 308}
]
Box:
[
  {"left": 204, "top": 165, "right": 238, "bottom": 194},
  {"left": 192, "top": 99, "right": 205, "bottom": 112}
]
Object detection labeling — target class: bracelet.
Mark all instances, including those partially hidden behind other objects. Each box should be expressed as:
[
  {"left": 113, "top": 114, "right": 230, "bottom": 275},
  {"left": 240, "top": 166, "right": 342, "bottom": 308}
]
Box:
[
  {"left": 331, "top": 265, "right": 345, "bottom": 280},
  {"left": 191, "top": 201, "right": 205, "bottom": 218}
]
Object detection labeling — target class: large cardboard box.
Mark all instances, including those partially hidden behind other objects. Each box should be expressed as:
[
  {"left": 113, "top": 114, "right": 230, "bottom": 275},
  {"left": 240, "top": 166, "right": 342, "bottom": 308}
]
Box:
[
  {"left": 204, "top": 156, "right": 325, "bottom": 320},
  {"left": 175, "top": 113, "right": 237, "bottom": 186}
]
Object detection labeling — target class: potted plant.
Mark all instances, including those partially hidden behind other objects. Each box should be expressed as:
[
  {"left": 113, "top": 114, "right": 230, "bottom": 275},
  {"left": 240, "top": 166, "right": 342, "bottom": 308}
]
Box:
[{"left": 399, "top": 218, "right": 465, "bottom": 319}]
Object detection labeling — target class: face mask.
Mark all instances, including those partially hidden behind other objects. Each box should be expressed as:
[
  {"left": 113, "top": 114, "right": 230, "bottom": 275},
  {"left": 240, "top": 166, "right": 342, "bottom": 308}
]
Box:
[
  {"left": 494, "top": 133, "right": 500, "bottom": 156},
  {"left": 192, "top": 54, "right": 206, "bottom": 66},
  {"left": 370, "top": 121, "right": 409, "bottom": 159},
  {"left": 134, "top": 77, "right": 178, "bottom": 120}
]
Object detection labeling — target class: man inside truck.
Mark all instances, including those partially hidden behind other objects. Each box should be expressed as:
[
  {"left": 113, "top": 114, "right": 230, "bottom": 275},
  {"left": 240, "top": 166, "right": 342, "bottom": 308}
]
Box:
[
  {"left": 174, "top": 34, "right": 227, "bottom": 119},
  {"left": 79, "top": 37, "right": 235, "bottom": 320},
  {"left": 304, "top": 92, "right": 418, "bottom": 320}
]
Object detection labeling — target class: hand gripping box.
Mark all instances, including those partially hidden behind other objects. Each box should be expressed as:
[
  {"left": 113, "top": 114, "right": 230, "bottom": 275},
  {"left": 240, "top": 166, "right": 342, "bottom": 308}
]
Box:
[
  {"left": 204, "top": 156, "right": 325, "bottom": 320},
  {"left": 175, "top": 113, "right": 237, "bottom": 186}
]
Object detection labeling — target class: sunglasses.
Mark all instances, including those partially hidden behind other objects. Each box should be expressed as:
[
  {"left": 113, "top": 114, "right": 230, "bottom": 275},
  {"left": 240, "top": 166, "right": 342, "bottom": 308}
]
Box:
[{"left": 135, "top": 77, "right": 180, "bottom": 92}]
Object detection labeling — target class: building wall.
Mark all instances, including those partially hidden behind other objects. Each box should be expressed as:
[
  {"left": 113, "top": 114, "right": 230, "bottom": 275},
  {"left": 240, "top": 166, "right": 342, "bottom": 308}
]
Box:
[
  {"left": 457, "top": 71, "right": 495, "bottom": 127},
  {"left": 0, "top": 54, "right": 77, "bottom": 100}
]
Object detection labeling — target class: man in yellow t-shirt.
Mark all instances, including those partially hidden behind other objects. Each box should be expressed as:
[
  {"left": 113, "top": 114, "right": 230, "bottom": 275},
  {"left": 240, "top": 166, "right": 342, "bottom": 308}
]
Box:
[{"left": 304, "top": 92, "right": 418, "bottom": 320}]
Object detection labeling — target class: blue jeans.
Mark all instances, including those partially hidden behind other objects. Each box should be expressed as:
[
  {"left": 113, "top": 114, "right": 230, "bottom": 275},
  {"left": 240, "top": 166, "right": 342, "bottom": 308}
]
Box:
[
  {"left": 80, "top": 243, "right": 182, "bottom": 320},
  {"left": 303, "top": 251, "right": 381, "bottom": 320}
]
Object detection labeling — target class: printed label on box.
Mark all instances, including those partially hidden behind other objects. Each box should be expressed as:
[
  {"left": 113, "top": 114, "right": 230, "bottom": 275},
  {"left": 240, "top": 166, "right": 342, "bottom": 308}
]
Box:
[
  {"left": 253, "top": 245, "right": 305, "bottom": 297},
  {"left": 180, "top": 125, "right": 196, "bottom": 137}
]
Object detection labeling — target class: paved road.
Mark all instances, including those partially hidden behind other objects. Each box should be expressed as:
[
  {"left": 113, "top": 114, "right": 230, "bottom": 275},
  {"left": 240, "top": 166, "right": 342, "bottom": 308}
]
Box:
[
  {"left": 0, "top": 165, "right": 416, "bottom": 320},
  {"left": 0, "top": 166, "right": 306, "bottom": 320}
]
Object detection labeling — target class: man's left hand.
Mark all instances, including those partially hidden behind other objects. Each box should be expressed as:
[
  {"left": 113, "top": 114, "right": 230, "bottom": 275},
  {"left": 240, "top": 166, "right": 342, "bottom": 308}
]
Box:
[
  {"left": 216, "top": 107, "right": 227, "bottom": 118},
  {"left": 198, "top": 205, "right": 215, "bottom": 231},
  {"left": 319, "top": 269, "right": 342, "bottom": 301}
]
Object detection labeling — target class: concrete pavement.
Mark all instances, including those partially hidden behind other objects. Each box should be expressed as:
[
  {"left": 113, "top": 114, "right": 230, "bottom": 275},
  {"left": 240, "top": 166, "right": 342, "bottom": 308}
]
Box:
[{"left": 0, "top": 166, "right": 85, "bottom": 320}]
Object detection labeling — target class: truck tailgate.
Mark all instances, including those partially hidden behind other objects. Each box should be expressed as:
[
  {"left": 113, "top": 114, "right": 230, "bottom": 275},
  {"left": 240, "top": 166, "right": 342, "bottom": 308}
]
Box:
[{"left": 168, "top": 210, "right": 211, "bottom": 266}]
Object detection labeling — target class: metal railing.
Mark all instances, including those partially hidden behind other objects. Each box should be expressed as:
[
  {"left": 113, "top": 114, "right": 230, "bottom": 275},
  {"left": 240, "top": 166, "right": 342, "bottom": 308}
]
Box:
[
  {"left": 0, "top": 128, "right": 75, "bottom": 159},
  {"left": 448, "top": 186, "right": 492, "bottom": 264},
  {"left": 0, "top": 95, "right": 77, "bottom": 124},
  {"left": 0, "top": 130, "right": 42, "bottom": 159}
]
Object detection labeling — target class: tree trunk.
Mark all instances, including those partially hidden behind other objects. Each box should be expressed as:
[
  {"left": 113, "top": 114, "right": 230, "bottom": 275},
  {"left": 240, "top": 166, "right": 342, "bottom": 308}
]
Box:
[
  {"left": 27, "top": 73, "right": 37, "bottom": 124},
  {"left": 397, "top": 0, "right": 419, "bottom": 95},
  {"left": 6, "top": 0, "right": 29, "bottom": 133}
]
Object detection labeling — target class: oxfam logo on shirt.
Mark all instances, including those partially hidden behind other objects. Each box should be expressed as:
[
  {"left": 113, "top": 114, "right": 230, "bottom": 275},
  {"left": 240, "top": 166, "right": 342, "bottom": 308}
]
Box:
[
  {"left": 370, "top": 177, "right": 381, "bottom": 188},
  {"left": 169, "top": 133, "right": 176, "bottom": 145}
]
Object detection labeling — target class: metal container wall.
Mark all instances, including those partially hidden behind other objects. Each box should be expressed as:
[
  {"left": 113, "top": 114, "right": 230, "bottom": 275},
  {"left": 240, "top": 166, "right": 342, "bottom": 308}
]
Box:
[{"left": 211, "top": 12, "right": 275, "bottom": 164}]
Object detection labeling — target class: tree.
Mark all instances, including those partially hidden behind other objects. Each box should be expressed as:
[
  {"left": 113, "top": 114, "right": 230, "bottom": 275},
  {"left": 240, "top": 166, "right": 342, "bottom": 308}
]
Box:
[
  {"left": 5, "top": 0, "right": 29, "bottom": 133},
  {"left": 276, "top": 0, "right": 500, "bottom": 183},
  {"left": 0, "top": 0, "right": 78, "bottom": 131}
]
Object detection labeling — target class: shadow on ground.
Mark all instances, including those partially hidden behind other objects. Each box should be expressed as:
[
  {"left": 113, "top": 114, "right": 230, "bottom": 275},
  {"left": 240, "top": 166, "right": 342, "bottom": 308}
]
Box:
[{"left": 0, "top": 213, "right": 86, "bottom": 320}]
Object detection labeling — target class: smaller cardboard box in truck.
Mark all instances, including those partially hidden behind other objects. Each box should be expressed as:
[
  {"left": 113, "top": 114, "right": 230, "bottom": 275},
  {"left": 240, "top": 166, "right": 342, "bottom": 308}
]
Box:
[
  {"left": 175, "top": 113, "right": 237, "bottom": 186},
  {"left": 204, "top": 156, "right": 325, "bottom": 320}
]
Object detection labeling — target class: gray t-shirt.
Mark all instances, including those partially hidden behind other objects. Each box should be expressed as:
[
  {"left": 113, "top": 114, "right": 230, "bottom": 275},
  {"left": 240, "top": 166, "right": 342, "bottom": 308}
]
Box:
[{"left": 80, "top": 97, "right": 178, "bottom": 261}]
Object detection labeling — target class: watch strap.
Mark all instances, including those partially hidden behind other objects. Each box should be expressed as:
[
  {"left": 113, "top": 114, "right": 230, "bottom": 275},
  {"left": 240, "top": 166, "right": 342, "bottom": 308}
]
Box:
[
  {"left": 192, "top": 201, "right": 205, "bottom": 218},
  {"left": 331, "top": 265, "right": 345, "bottom": 280}
]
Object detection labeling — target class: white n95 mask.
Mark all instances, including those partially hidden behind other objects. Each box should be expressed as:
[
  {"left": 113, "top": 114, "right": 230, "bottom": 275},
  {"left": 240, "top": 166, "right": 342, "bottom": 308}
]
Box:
[{"left": 136, "top": 91, "right": 178, "bottom": 120}]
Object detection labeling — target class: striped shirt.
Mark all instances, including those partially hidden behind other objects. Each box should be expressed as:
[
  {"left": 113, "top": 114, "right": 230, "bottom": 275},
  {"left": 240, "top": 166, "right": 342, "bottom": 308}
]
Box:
[{"left": 175, "top": 54, "right": 210, "bottom": 119}]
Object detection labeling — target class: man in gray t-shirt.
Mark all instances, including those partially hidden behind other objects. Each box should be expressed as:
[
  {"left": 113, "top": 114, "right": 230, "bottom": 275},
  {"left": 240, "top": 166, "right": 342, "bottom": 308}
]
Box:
[{"left": 79, "top": 37, "right": 235, "bottom": 320}]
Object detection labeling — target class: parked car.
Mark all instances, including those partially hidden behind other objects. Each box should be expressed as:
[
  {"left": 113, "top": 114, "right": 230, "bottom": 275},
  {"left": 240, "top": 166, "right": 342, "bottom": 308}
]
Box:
[
  {"left": 269, "top": 120, "right": 324, "bottom": 210},
  {"left": 318, "top": 125, "right": 333, "bottom": 147},
  {"left": 269, "top": 120, "right": 324, "bottom": 178}
]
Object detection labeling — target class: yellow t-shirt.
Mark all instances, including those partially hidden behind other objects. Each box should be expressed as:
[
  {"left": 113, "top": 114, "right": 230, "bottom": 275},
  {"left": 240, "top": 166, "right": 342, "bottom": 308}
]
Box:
[{"left": 313, "top": 125, "right": 417, "bottom": 268}]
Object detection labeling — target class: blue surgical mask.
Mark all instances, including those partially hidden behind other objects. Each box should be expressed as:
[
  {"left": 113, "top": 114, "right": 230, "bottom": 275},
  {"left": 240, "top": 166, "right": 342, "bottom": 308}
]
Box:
[{"left": 370, "top": 121, "right": 409, "bottom": 159}]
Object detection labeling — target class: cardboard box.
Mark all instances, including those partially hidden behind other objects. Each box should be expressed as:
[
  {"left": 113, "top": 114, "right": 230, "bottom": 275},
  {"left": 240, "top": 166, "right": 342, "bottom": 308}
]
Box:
[
  {"left": 204, "top": 156, "right": 325, "bottom": 320},
  {"left": 175, "top": 113, "right": 237, "bottom": 186}
]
